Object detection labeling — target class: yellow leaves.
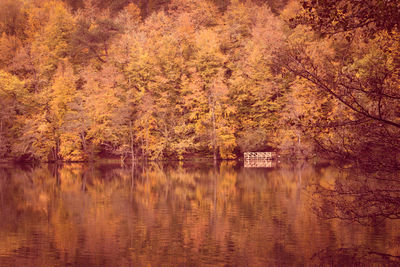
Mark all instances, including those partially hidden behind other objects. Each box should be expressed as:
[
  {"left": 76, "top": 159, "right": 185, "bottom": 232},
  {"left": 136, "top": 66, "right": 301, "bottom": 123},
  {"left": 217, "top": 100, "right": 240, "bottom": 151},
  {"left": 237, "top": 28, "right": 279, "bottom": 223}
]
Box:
[
  {"left": 347, "top": 33, "right": 396, "bottom": 81},
  {"left": 59, "top": 132, "right": 83, "bottom": 161},
  {"left": 30, "top": 0, "right": 75, "bottom": 80},
  {"left": 195, "top": 29, "right": 221, "bottom": 56},
  {"left": 224, "top": 0, "right": 251, "bottom": 34},
  {"left": 193, "top": 30, "right": 226, "bottom": 92},
  {"left": 223, "top": 105, "right": 236, "bottom": 117},
  {"left": 37, "top": 122, "right": 48, "bottom": 133},
  {"left": 87, "top": 22, "right": 98, "bottom": 33},
  {"left": 216, "top": 125, "right": 237, "bottom": 159},
  {"left": 175, "top": 12, "right": 195, "bottom": 39},
  {"left": 0, "top": 33, "right": 22, "bottom": 67},
  {"left": 5, "top": 0, "right": 374, "bottom": 161},
  {"left": 124, "top": 3, "right": 141, "bottom": 24},
  {"left": 173, "top": 0, "right": 219, "bottom": 31},
  {"left": 49, "top": 63, "right": 76, "bottom": 125},
  {"left": 280, "top": 0, "right": 302, "bottom": 22},
  {"left": 31, "top": 137, "right": 56, "bottom": 161},
  {"left": 0, "top": 70, "right": 28, "bottom": 157},
  {"left": 0, "top": 0, "right": 26, "bottom": 38},
  {"left": 0, "top": 70, "right": 25, "bottom": 97}
]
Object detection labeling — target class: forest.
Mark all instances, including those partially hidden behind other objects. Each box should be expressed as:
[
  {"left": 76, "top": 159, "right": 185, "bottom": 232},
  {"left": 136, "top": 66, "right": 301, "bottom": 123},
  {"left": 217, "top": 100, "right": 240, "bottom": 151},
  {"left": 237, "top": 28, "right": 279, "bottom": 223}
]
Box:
[{"left": 0, "top": 0, "right": 399, "bottom": 166}]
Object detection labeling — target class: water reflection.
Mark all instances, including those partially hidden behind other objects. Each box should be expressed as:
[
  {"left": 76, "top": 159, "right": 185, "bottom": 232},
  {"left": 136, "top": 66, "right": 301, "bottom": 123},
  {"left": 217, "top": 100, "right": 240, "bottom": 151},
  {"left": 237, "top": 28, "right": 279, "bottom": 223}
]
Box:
[
  {"left": 0, "top": 162, "right": 398, "bottom": 266},
  {"left": 306, "top": 167, "right": 400, "bottom": 265},
  {"left": 307, "top": 168, "right": 400, "bottom": 225},
  {"left": 244, "top": 159, "right": 275, "bottom": 168},
  {"left": 311, "top": 246, "right": 400, "bottom": 265}
]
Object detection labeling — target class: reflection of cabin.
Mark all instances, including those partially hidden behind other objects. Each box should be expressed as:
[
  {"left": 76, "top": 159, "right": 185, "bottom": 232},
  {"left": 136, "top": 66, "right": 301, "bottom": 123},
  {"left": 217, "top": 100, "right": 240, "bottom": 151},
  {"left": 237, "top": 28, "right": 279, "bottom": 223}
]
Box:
[
  {"left": 244, "top": 160, "right": 273, "bottom": 168},
  {"left": 244, "top": 152, "right": 276, "bottom": 160},
  {"left": 244, "top": 152, "right": 277, "bottom": 168}
]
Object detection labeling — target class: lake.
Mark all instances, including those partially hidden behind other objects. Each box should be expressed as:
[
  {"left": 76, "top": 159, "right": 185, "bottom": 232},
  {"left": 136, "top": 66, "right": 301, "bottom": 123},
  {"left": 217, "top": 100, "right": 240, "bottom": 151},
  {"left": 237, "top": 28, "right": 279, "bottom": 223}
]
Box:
[{"left": 0, "top": 162, "right": 399, "bottom": 266}]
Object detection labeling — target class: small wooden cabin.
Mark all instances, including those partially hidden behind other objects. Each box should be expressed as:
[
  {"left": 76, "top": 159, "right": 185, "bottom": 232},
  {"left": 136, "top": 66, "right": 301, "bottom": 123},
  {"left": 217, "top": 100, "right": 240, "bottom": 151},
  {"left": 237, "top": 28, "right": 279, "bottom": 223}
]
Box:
[{"left": 244, "top": 152, "right": 277, "bottom": 161}]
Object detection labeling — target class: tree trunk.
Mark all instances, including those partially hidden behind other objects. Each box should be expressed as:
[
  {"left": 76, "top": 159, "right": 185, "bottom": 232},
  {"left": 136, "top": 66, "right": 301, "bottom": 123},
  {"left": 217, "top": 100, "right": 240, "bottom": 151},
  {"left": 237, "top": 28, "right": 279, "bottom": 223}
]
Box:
[
  {"left": 129, "top": 121, "right": 135, "bottom": 165},
  {"left": 209, "top": 94, "right": 217, "bottom": 164},
  {"left": 145, "top": 120, "right": 149, "bottom": 161}
]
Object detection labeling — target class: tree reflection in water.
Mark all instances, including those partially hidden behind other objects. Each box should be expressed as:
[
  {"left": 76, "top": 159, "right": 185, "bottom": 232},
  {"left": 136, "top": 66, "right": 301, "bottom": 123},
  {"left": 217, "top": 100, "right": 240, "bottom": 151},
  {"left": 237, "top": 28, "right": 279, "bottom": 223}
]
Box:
[
  {"left": 311, "top": 246, "right": 400, "bottom": 266},
  {"left": 307, "top": 168, "right": 400, "bottom": 265},
  {"left": 0, "top": 162, "right": 399, "bottom": 266}
]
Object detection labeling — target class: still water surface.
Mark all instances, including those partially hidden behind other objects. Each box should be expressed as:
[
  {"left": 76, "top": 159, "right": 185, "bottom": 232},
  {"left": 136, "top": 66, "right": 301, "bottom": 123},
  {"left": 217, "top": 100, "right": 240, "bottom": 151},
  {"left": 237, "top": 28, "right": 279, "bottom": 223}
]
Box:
[{"left": 0, "top": 162, "right": 399, "bottom": 266}]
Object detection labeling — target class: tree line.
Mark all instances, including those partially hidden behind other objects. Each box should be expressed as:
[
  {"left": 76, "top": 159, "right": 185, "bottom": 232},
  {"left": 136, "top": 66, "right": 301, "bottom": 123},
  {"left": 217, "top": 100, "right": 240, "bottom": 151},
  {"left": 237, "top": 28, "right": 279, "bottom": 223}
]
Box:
[{"left": 0, "top": 0, "right": 399, "bottom": 166}]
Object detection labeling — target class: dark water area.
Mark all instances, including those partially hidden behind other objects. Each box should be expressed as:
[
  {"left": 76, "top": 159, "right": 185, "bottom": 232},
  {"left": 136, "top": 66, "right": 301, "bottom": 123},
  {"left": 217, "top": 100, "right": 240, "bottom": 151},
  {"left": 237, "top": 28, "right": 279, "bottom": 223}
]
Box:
[{"left": 0, "top": 162, "right": 399, "bottom": 266}]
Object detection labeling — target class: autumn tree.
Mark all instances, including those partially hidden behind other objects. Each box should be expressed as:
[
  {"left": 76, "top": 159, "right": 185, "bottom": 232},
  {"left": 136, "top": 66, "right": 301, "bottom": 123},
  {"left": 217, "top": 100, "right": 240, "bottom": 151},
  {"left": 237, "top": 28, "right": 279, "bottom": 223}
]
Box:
[
  {"left": 0, "top": 71, "right": 27, "bottom": 158},
  {"left": 79, "top": 63, "right": 122, "bottom": 160},
  {"left": 70, "top": 0, "right": 120, "bottom": 66},
  {"left": 226, "top": 3, "right": 286, "bottom": 154},
  {"left": 276, "top": 0, "right": 400, "bottom": 164},
  {"left": 30, "top": 0, "right": 75, "bottom": 84},
  {"left": 0, "top": 0, "right": 26, "bottom": 37},
  {"left": 7, "top": 0, "right": 399, "bottom": 163},
  {"left": 14, "top": 62, "right": 79, "bottom": 161},
  {"left": 0, "top": 33, "right": 22, "bottom": 71},
  {"left": 291, "top": 0, "right": 400, "bottom": 36}
]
